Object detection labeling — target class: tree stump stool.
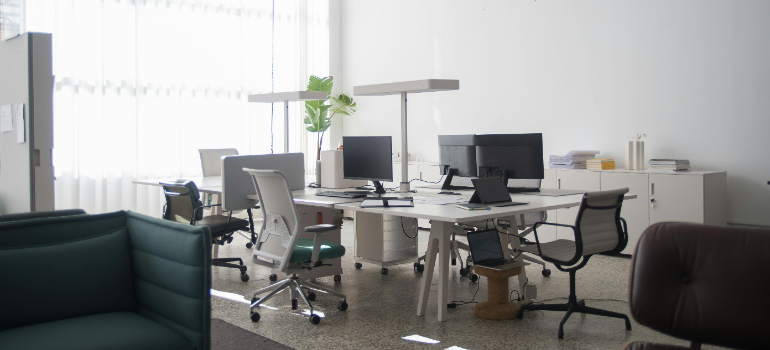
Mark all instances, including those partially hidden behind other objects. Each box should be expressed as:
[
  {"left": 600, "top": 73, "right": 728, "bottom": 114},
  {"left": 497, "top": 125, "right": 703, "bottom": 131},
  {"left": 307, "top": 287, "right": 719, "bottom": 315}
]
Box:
[{"left": 473, "top": 265, "right": 522, "bottom": 320}]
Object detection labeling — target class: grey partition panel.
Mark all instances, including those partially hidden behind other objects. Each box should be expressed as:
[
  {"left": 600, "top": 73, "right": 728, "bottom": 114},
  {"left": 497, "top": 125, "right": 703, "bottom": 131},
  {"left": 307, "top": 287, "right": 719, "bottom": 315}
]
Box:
[
  {"left": 0, "top": 33, "right": 54, "bottom": 214},
  {"left": 221, "top": 153, "right": 305, "bottom": 211}
]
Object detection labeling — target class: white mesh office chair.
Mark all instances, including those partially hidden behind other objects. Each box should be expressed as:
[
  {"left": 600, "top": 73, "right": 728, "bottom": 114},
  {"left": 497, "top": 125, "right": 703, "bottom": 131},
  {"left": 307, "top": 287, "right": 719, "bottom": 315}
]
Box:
[
  {"left": 245, "top": 169, "right": 347, "bottom": 325},
  {"left": 517, "top": 187, "right": 632, "bottom": 339}
]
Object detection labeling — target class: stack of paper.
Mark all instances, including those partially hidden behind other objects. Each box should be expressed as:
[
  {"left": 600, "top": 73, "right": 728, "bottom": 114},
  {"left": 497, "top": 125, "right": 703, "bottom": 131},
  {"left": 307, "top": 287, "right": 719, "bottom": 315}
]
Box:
[
  {"left": 586, "top": 159, "right": 616, "bottom": 170},
  {"left": 548, "top": 150, "right": 600, "bottom": 169},
  {"left": 648, "top": 159, "right": 691, "bottom": 172}
]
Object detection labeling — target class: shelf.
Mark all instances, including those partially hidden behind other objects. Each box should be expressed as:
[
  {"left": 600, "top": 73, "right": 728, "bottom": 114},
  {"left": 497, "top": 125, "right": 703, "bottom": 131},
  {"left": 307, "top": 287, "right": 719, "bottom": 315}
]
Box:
[
  {"left": 353, "top": 79, "right": 459, "bottom": 96},
  {"left": 247, "top": 91, "right": 327, "bottom": 103}
]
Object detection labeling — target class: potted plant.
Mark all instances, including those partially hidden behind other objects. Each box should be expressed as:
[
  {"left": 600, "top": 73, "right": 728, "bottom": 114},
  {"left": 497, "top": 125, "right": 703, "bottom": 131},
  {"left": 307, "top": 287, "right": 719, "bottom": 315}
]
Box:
[{"left": 304, "top": 75, "right": 356, "bottom": 185}]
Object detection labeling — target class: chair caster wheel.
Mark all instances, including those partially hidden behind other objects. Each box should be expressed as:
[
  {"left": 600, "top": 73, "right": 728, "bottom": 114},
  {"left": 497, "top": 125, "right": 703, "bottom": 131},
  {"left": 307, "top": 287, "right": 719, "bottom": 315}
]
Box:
[
  {"left": 459, "top": 267, "right": 469, "bottom": 276},
  {"left": 542, "top": 269, "right": 551, "bottom": 277},
  {"left": 227, "top": 237, "right": 234, "bottom": 244},
  {"left": 415, "top": 264, "right": 424, "bottom": 273},
  {"left": 380, "top": 268, "right": 388, "bottom": 275},
  {"left": 470, "top": 274, "right": 479, "bottom": 282},
  {"left": 307, "top": 292, "right": 316, "bottom": 301},
  {"left": 250, "top": 311, "right": 260, "bottom": 322},
  {"left": 309, "top": 314, "right": 321, "bottom": 324},
  {"left": 337, "top": 300, "right": 348, "bottom": 311},
  {"left": 334, "top": 274, "right": 342, "bottom": 283},
  {"left": 354, "top": 262, "right": 362, "bottom": 269},
  {"left": 246, "top": 242, "right": 253, "bottom": 249},
  {"left": 451, "top": 258, "right": 456, "bottom": 266},
  {"left": 240, "top": 273, "right": 250, "bottom": 282},
  {"left": 269, "top": 274, "right": 278, "bottom": 282},
  {"left": 251, "top": 297, "right": 260, "bottom": 305}
]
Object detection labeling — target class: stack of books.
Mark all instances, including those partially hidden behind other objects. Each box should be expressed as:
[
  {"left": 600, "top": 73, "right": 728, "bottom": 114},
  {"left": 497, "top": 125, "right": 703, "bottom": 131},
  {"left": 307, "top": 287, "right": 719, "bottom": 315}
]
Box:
[
  {"left": 548, "top": 150, "right": 600, "bottom": 169},
  {"left": 648, "top": 159, "right": 691, "bottom": 172},
  {"left": 586, "top": 159, "right": 616, "bottom": 170}
]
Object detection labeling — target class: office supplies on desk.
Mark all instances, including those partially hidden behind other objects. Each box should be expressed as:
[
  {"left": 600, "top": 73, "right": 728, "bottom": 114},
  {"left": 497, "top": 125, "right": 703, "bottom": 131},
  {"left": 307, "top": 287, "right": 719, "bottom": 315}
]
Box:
[
  {"left": 316, "top": 190, "right": 369, "bottom": 198},
  {"left": 456, "top": 203, "right": 491, "bottom": 210},
  {"left": 360, "top": 197, "right": 414, "bottom": 208},
  {"left": 467, "top": 177, "right": 528, "bottom": 208},
  {"left": 467, "top": 229, "right": 528, "bottom": 271},
  {"left": 548, "top": 150, "right": 599, "bottom": 169}
]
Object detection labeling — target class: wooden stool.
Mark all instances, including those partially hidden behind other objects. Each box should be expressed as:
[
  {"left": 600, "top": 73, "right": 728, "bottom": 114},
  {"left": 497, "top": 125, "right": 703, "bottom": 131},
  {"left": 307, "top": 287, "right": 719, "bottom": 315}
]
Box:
[{"left": 473, "top": 266, "right": 522, "bottom": 320}]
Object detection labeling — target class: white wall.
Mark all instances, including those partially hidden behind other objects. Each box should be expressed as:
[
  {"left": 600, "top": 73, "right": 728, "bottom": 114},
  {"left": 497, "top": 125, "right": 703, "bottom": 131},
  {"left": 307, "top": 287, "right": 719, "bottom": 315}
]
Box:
[{"left": 339, "top": 0, "right": 770, "bottom": 226}]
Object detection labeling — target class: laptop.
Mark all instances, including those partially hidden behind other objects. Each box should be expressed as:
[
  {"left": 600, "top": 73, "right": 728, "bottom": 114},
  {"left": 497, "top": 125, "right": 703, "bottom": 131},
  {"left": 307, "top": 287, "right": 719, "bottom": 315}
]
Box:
[
  {"left": 469, "top": 177, "right": 528, "bottom": 207},
  {"left": 466, "top": 229, "right": 528, "bottom": 271}
]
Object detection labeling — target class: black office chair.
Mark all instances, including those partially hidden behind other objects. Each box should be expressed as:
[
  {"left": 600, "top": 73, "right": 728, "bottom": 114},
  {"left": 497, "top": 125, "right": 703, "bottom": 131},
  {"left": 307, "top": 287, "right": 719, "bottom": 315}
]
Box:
[
  {"left": 516, "top": 187, "right": 632, "bottom": 339},
  {"left": 161, "top": 180, "right": 250, "bottom": 282}
]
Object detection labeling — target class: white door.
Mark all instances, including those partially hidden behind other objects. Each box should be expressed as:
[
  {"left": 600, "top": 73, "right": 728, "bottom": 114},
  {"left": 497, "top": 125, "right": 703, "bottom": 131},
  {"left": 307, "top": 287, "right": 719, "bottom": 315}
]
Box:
[
  {"left": 555, "top": 171, "right": 601, "bottom": 239},
  {"left": 601, "top": 172, "right": 649, "bottom": 255},
  {"left": 649, "top": 174, "right": 704, "bottom": 224}
]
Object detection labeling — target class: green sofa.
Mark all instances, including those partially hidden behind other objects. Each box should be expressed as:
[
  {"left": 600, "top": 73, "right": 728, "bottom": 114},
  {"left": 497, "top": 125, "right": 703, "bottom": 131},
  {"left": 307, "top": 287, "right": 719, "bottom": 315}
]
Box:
[{"left": 0, "top": 210, "right": 212, "bottom": 350}]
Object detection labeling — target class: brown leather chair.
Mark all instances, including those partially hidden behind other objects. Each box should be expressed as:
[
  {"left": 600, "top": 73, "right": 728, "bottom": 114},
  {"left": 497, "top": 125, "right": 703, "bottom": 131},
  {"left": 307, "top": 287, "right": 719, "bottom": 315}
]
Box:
[{"left": 625, "top": 222, "right": 770, "bottom": 350}]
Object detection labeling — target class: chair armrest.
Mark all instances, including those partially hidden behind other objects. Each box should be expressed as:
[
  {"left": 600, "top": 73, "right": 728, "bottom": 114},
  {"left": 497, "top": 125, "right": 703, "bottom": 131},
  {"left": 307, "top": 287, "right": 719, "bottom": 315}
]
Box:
[{"left": 305, "top": 224, "right": 337, "bottom": 233}]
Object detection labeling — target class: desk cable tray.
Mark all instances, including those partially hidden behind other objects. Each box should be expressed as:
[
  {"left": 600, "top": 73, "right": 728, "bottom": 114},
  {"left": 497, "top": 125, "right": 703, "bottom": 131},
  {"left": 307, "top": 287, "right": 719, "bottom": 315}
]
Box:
[{"left": 360, "top": 197, "right": 414, "bottom": 208}]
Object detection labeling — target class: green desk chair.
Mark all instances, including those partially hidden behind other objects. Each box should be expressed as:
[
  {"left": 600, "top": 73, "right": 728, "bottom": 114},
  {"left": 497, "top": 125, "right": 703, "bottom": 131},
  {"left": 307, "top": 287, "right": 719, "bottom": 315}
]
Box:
[
  {"left": 244, "top": 169, "right": 347, "bottom": 325},
  {"left": 161, "top": 180, "right": 250, "bottom": 282}
]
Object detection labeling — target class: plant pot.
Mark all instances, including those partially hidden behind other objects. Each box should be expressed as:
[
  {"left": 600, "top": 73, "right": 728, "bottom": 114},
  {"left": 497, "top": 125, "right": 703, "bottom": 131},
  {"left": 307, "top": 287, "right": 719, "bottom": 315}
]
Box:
[
  {"left": 626, "top": 141, "right": 644, "bottom": 170},
  {"left": 315, "top": 160, "right": 322, "bottom": 187}
]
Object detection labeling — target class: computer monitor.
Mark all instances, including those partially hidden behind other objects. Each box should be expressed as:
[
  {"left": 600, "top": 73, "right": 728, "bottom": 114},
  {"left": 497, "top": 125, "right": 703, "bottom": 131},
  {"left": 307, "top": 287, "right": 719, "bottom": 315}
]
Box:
[
  {"left": 475, "top": 133, "right": 544, "bottom": 191},
  {"left": 343, "top": 136, "right": 393, "bottom": 195},
  {"left": 438, "top": 134, "right": 477, "bottom": 190}
]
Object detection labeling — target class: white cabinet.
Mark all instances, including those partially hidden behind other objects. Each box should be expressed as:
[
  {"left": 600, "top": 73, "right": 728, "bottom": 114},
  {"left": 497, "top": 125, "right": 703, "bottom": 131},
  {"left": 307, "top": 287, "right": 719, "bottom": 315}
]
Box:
[
  {"left": 600, "top": 172, "right": 649, "bottom": 255},
  {"left": 547, "top": 169, "right": 727, "bottom": 255},
  {"left": 555, "top": 171, "right": 601, "bottom": 240},
  {"left": 649, "top": 172, "right": 727, "bottom": 226}
]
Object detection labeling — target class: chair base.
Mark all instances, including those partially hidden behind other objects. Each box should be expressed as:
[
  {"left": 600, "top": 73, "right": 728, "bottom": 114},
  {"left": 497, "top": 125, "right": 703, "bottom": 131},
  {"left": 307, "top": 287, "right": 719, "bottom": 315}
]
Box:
[
  {"left": 517, "top": 269, "right": 631, "bottom": 339},
  {"left": 249, "top": 275, "right": 346, "bottom": 323},
  {"left": 213, "top": 258, "right": 248, "bottom": 281}
]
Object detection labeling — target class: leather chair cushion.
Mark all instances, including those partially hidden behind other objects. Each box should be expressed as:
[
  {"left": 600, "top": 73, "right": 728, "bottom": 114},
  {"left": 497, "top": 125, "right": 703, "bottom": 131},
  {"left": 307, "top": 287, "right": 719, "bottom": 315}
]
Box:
[
  {"left": 622, "top": 341, "right": 689, "bottom": 350},
  {"left": 289, "top": 239, "right": 346, "bottom": 262},
  {"left": 0, "top": 312, "right": 194, "bottom": 350},
  {"left": 629, "top": 222, "right": 770, "bottom": 349},
  {"left": 197, "top": 215, "right": 249, "bottom": 236}
]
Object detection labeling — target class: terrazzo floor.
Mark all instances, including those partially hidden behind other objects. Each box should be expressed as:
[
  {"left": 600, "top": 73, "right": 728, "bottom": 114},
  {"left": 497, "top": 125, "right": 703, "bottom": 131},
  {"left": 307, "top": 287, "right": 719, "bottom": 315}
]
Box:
[{"left": 210, "top": 219, "right": 720, "bottom": 350}]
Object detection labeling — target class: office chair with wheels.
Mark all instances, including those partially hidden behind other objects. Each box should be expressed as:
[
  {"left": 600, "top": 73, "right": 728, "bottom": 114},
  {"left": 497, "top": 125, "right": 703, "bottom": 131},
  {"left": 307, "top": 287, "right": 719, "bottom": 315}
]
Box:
[
  {"left": 517, "top": 187, "right": 632, "bottom": 339},
  {"left": 161, "top": 180, "right": 250, "bottom": 282},
  {"left": 245, "top": 168, "right": 347, "bottom": 325},
  {"left": 624, "top": 222, "right": 770, "bottom": 350}
]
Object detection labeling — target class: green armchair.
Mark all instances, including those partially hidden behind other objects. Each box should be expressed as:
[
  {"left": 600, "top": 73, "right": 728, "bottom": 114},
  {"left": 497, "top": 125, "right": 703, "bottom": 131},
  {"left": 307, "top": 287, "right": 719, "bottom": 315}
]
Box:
[{"left": 0, "top": 210, "right": 212, "bottom": 350}]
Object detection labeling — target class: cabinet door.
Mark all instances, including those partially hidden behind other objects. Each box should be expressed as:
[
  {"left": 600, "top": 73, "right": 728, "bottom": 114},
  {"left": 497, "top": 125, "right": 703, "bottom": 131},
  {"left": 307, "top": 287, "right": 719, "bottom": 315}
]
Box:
[
  {"left": 649, "top": 174, "right": 704, "bottom": 224},
  {"left": 555, "top": 171, "right": 601, "bottom": 240},
  {"left": 601, "top": 172, "right": 649, "bottom": 255}
]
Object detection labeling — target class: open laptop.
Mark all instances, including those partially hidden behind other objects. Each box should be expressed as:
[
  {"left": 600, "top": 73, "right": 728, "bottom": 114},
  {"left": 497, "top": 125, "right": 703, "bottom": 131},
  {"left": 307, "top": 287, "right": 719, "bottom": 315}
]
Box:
[
  {"left": 469, "top": 177, "right": 528, "bottom": 207},
  {"left": 467, "top": 229, "right": 528, "bottom": 271}
]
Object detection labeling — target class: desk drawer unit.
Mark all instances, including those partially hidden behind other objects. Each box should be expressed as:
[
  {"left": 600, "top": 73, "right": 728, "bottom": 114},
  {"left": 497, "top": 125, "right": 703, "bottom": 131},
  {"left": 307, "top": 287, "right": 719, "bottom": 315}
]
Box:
[{"left": 354, "top": 212, "right": 418, "bottom": 268}]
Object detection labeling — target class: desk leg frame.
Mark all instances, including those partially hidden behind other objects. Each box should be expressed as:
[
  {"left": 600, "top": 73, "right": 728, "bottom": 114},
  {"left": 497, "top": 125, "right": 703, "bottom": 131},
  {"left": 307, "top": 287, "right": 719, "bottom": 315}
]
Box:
[{"left": 417, "top": 220, "right": 452, "bottom": 321}]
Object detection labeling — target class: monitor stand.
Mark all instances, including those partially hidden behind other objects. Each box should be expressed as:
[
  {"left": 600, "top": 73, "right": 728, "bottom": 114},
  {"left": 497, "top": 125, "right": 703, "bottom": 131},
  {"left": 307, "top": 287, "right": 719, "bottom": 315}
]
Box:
[
  {"left": 371, "top": 181, "right": 387, "bottom": 196},
  {"left": 440, "top": 168, "right": 474, "bottom": 191}
]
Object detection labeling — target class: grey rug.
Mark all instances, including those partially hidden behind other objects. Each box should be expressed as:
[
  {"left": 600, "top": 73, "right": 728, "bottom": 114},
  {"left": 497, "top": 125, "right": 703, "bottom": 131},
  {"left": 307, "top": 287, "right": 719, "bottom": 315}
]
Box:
[{"left": 211, "top": 318, "right": 294, "bottom": 350}]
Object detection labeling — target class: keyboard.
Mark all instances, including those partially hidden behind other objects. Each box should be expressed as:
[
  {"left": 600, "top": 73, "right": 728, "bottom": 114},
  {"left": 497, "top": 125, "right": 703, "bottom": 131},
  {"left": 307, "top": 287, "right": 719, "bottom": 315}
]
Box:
[{"left": 316, "top": 191, "right": 369, "bottom": 198}]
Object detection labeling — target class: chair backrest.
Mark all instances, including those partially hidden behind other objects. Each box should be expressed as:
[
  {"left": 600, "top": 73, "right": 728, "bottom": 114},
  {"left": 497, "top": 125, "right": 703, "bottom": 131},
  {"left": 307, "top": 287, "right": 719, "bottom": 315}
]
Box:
[
  {"left": 0, "top": 209, "right": 86, "bottom": 223},
  {"left": 244, "top": 168, "right": 301, "bottom": 273},
  {"left": 574, "top": 187, "right": 629, "bottom": 256},
  {"left": 629, "top": 222, "right": 770, "bottom": 349},
  {"left": 160, "top": 181, "right": 203, "bottom": 224},
  {"left": 199, "top": 148, "right": 239, "bottom": 177}
]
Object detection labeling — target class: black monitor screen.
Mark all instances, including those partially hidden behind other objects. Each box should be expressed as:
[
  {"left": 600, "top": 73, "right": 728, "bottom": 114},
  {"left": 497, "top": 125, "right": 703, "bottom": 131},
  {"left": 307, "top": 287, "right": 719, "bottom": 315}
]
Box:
[
  {"left": 475, "top": 133, "right": 544, "bottom": 179},
  {"left": 343, "top": 136, "right": 393, "bottom": 181},
  {"left": 467, "top": 229, "right": 504, "bottom": 264}
]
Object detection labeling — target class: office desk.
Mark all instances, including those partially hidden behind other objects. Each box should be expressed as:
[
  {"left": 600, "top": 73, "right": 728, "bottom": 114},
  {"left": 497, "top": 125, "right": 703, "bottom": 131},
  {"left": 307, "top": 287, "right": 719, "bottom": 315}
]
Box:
[{"left": 334, "top": 190, "right": 637, "bottom": 322}]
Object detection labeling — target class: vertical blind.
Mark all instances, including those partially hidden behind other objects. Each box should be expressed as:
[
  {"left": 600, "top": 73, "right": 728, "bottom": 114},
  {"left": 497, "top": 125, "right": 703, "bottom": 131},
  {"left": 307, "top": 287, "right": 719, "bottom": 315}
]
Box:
[{"left": 24, "top": 0, "right": 329, "bottom": 216}]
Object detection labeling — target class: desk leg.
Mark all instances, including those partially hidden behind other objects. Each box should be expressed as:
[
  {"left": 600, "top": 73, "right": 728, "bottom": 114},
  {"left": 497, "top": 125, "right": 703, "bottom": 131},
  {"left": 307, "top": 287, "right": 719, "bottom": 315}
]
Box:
[
  {"left": 417, "top": 220, "right": 451, "bottom": 321},
  {"left": 506, "top": 215, "right": 530, "bottom": 302}
]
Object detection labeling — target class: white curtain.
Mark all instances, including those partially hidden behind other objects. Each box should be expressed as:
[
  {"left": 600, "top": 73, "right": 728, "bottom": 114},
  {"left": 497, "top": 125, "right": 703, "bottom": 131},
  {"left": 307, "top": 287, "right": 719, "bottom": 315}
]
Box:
[{"left": 24, "top": 0, "right": 329, "bottom": 216}]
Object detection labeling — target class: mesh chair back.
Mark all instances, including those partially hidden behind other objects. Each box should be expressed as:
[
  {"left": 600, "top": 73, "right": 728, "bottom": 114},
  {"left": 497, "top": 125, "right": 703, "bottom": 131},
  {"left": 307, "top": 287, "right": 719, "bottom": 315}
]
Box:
[
  {"left": 199, "top": 148, "right": 239, "bottom": 177},
  {"left": 245, "top": 168, "right": 301, "bottom": 272},
  {"left": 161, "top": 181, "right": 203, "bottom": 224},
  {"left": 575, "top": 187, "right": 628, "bottom": 256}
]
